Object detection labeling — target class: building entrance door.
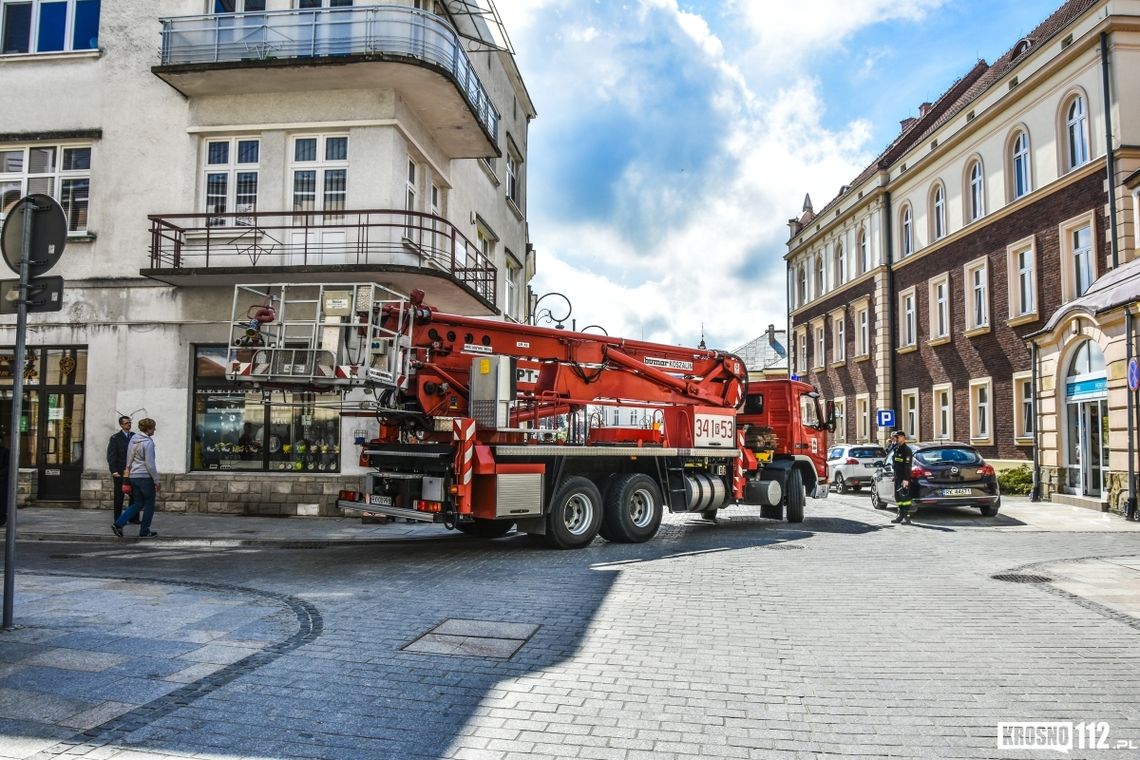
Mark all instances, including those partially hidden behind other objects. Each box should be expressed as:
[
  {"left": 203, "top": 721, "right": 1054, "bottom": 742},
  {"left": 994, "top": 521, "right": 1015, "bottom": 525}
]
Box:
[{"left": 1065, "top": 398, "right": 1108, "bottom": 498}]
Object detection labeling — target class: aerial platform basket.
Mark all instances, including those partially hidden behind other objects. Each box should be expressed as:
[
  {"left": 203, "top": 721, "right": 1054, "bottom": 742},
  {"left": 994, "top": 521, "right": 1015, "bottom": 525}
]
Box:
[{"left": 225, "top": 283, "right": 416, "bottom": 389}]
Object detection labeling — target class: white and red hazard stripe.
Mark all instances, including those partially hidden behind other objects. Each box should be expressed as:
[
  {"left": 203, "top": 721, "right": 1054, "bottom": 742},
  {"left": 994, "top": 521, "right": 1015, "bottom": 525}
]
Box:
[
  {"left": 732, "top": 428, "right": 746, "bottom": 499},
  {"left": 453, "top": 417, "right": 476, "bottom": 487}
]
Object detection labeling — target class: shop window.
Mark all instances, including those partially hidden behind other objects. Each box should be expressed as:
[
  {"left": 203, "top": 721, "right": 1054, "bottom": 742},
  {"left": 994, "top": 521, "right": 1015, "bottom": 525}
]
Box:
[{"left": 192, "top": 346, "right": 341, "bottom": 472}]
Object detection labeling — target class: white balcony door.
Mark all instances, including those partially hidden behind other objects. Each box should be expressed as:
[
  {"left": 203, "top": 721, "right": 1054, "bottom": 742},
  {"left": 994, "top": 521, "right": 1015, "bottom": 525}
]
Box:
[{"left": 289, "top": 229, "right": 346, "bottom": 266}]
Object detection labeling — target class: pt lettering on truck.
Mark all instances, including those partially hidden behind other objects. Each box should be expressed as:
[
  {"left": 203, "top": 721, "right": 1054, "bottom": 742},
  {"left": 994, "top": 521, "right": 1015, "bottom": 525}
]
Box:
[{"left": 694, "top": 414, "right": 735, "bottom": 446}]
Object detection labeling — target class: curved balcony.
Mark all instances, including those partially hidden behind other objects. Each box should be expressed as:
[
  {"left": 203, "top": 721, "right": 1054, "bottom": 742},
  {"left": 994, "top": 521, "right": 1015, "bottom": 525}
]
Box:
[
  {"left": 153, "top": 5, "right": 499, "bottom": 158},
  {"left": 143, "top": 209, "right": 497, "bottom": 315}
]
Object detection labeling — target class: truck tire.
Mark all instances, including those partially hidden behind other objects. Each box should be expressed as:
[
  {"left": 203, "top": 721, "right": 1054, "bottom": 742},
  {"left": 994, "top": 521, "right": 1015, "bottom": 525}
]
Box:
[
  {"left": 785, "top": 469, "right": 805, "bottom": 523},
  {"left": 457, "top": 519, "right": 516, "bottom": 538},
  {"left": 602, "top": 473, "right": 663, "bottom": 543},
  {"left": 545, "top": 476, "right": 603, "bottom": 549}
]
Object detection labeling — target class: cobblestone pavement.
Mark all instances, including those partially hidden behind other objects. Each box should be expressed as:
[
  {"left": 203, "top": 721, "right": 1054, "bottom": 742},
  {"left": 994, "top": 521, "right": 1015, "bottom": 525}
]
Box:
[{"left": 2, "top": 494, "right": 1140, "bottom": 759}]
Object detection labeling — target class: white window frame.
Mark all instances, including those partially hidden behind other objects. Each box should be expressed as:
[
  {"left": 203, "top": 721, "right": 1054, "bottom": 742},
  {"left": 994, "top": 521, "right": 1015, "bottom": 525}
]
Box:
[
  {"left": 815, "top": 253, "right": 825, "bottom": 297},
  {"left": 968, "top": 159, "right": 984, "bottom": 222},
  {"left": 1059, "top": 211, "right": 1097, "bottom": 303},
  {"left": 290, "top": 133, "right": 349, "bottom": 214},
  {"left": 931, "top": 183, "right": 946, "bottom": 241},
  {"left": 0, "top": 142, "right": 91, "bottom": 233},
  {"left": 901, "top": 388, "right": 919, "bottom": 440},
  {"left": 834, "top": 241, "right": 846, "bottom": 285},
  {"left": 505, "top": 138, "right": 523, "bottom": 210},
  {"left": 964, "top": 256, "right": 989, "bottom": 333},
  {"left": 0, "top": 0, "right": 101, "bottom": 55},
  {"left": 1065, "top": 94, "right": 1089, "bottom": 171},
  {"left": 928, "top": 273, "right": 950, "bottom": 342},
  {"left": 900, "top": 205, "right": 913, "bottom": 257},
  {"left": 504, "top": 252, "right": 521, "bottom": 321},
  {"left": 854, "top": 302, "right": 870, "bottom": 358},
  {"left": 1010, "top": 129, "right": 1031, "bottom": 200},
  {"left": 814, "top": 322, "right": 825, "bottom": 369},
  {"left": 1005, "top": 235, "right": 1037, "bottom": 321},
  {"left": 202, "top": 136, "right": 260, "bottom": 227},
  {"left": 1012, "top": 371, "right": 1034, "bottom": 442},
  {"left": 856, "top": 393, "right": 870, "bottom": 442},
  {"left": 831, "top": 309, "right": 846, "bottom": 363},
  {"left": 969, "top": 377, "right": 993, "bottom": 445},
  {"left": 858, "top": 227, "right": 869, "bottom": 275},
  {"left": 833, "top": 398, "right": 846, "bottom": 443},
  {"left": 795, "top": 327, "right": 808, "bottom": 376},
  {"left": 932, "top": 382, "right": 953, "bottom": 441},
  {"left": 898, "top": 287, "right": 917, "bottom": 348}
]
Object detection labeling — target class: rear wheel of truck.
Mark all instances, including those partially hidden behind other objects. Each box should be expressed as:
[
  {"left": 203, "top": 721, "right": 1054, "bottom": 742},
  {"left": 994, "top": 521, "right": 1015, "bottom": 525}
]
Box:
[
  {"left": 457, "top": 519, "right": 516, "bottom": 538},
  {"left": 545, "top": 476, "right": 603, "bottom": 549},
  {"left": 602, "top": 473, "right": 663, "bottom": 543},
  {"left": 785, "top": 469, "right": 805, "bottom": 523}
]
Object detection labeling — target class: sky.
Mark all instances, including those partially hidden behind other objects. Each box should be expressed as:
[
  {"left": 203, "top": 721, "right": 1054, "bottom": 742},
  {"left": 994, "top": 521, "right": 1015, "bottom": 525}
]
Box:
[{"left": 493, "top": 0, "right": 1067, "bottom": 352}]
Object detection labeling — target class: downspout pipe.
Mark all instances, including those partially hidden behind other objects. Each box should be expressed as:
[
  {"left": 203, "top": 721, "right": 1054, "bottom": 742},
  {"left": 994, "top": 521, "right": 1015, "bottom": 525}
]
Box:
[
  {"left": 1101, "top": 32, "right": 1120, "bottom": 269},
  {"left": 1031, "top": 341, "right": 1041, "bottom": 501},
  {"left": 884, "top": 190, "right": 897, "bottom": 435},
  {"left": 1127, "top": 310, "right": 1136, "bottom": 518}
]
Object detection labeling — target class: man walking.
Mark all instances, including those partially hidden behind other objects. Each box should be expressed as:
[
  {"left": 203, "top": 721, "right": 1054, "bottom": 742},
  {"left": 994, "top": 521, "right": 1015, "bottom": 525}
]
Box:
[
  {"left": 889, "top": 429, "right": 914, "bottom": 525},
  {"left": 106, "top": 416, "right": 139, "bottom": 524}
]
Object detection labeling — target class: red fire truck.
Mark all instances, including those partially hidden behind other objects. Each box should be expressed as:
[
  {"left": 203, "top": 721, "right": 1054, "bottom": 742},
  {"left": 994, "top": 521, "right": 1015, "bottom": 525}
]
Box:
[{"left": 227, "top": 284, "right": 832, "bottom": 548}]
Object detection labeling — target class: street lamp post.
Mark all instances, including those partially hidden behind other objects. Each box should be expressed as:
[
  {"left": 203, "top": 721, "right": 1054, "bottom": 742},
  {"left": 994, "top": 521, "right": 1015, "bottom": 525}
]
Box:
[{"left": 530, "top": 291, "right": 572, "bottom": 330}]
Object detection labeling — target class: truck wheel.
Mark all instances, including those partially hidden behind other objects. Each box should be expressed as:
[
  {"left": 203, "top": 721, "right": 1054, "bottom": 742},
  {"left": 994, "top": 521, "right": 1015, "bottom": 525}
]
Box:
[
  {"left": 785, "top": 469, "right": 805, "bottom": 523},
  {"left": 545, "top": 476, "right": 603, "bottom": 549},
  {"left": 602, "top": 473, "right": 663, "bottom": 543},
  {"left": 457, "top": 519, "right": 516, "bottom": 538}
]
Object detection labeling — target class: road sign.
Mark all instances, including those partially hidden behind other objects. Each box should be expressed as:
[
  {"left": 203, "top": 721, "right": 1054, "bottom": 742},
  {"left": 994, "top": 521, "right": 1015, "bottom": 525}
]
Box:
[
  {"left": 1, "top": 194, "right": 67, "bottom": 278},
  {"left": 0, "top": 276, "right": 64, "bottom": 314},
  {"left": 876, "top": 409, "right": 895, "bottom": 429},
  {"left": 1130, "top": 358, "right": 1140, "bottom": 392}
]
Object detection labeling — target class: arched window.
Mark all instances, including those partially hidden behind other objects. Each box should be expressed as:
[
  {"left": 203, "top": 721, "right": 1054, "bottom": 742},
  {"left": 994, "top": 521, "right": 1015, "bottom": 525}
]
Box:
[
  {"left": 815, "top": 253, "right": 825, "bottom": 295},
  {"left": 1011, "top": 130, "right": 1031, "bottom": 200},
  {"left": 797, "top": 263, "right": 807, "bottom": 305},
  {"left": 931, "top": 183, "right": 946, "bottom": 241},
  {"left": 858, "top": 227, "right": 869, "bottom": 274},
  {"left": 968, "top": 160, "right": 984, "bottom": 221},
  {"left": 900, "top": 205, "right": 913, "bottom": 257},
  {"left": 1065, "top": 95, "right": 1089, "bottom": 170},
  {"left": 834, "top": 241, "right": 846, "bottom": 285},
  {"left": 1067, "top": 339, "right": 1105, "bottom": 377}
]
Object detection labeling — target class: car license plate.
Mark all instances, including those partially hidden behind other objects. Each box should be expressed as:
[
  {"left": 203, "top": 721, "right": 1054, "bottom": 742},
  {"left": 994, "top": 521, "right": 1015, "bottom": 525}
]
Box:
[
  {"left": 369, "top": 495, "right": 393, "bottom": 506},
  {"left": 942, "top": 488, "right": 971, "bottom": 496}
]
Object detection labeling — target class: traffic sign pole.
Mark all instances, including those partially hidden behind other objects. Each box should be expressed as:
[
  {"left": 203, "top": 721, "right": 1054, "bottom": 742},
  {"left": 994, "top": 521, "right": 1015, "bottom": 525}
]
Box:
[{"left": 3, "top": 199, "right": 32, "bottom": 630}]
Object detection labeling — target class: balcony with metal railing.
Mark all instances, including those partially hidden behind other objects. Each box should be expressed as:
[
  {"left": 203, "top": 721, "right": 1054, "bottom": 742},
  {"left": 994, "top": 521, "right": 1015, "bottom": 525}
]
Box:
[
  {"left": 153, "top": 5, "right": 500, "bottom": 158},
  {"left": 143, "top": 208, "right": 498, "bottom": 315}
]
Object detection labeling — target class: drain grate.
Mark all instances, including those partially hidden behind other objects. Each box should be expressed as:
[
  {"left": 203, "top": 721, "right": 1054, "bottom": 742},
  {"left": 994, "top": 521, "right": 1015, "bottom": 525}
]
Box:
[
  {"left": 404, "top": 618, "right": 539, "bottom": 660},
  {"left": 766, "top": 544, "right": 805, "bottom": 551},
  {"left": 992, "top": 573, "right": 1053, "bottom": 584}
]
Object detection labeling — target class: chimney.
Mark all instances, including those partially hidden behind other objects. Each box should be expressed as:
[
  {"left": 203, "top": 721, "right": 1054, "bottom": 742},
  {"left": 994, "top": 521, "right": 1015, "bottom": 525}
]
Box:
[
  {"left": 900, "top": 117, "right": 916, "bottom": 132},
  {"left": 788, "top": 218, "right": 802, "bottom": 237},
  {"left": 918, "top": 101, "right": 932, "bottom": 117}
]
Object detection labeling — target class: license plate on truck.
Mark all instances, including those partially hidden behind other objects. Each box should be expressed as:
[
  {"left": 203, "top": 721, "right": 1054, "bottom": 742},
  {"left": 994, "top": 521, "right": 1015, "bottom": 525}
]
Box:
[
  {"left": 369, "top": 495, "right": 393, "bottom": 506},
  {"left": 941, "top": 488, "right": 971, "bottom": 496}
]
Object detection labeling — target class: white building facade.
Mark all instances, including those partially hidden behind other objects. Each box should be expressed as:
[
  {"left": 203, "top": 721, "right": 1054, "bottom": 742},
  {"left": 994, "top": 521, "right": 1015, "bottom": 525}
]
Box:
[{"left": 0, "top": 0, "right": 536, "bottom": 514}]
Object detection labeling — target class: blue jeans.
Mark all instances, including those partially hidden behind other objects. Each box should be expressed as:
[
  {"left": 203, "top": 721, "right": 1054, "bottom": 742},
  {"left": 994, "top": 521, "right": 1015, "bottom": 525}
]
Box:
[{"left": 115, "top": 478, "right": 156, "bottom": 534}]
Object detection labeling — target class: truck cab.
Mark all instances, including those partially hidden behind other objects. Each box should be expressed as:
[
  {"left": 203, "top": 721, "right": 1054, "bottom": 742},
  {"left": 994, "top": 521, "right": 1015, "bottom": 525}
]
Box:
[{"left": 739, "top": 379, "right": 832, "bottom": 500}]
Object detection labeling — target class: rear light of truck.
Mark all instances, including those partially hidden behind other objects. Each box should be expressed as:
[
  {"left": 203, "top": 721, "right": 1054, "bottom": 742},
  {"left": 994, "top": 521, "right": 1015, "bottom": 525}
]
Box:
[
  {"left": 415, "top": 500, "right": 443, "bottom": 513},
  {"left": 911, "top": 466, "right": 932, "bottom": 479},
  {"left": 978, "top": 464, "right": 996, "bottom": 477},
  {"left": 338, "top": 490, "right": 359, "bottom": 502}
]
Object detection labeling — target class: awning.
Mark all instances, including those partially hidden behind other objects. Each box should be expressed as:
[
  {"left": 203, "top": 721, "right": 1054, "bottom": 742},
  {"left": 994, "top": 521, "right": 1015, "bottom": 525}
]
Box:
[
  {"left": 443, "top": 0, "right": 513, "bottom": 53},
  {"left": 1033, "top": 257, "right": 1140, "bottom": 338}
]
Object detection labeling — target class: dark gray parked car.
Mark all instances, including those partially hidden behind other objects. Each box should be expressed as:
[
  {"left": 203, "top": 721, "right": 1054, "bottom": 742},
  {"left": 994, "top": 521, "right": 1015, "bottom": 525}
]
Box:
[{"left": 870, "top": 441, "right": 1001, "bottom": 516}]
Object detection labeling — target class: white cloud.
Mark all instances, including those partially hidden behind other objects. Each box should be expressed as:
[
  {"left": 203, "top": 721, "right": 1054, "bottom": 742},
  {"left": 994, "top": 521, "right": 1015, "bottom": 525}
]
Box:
[{"left": 497, "top": 0, "right": 886, "bottom": 349}]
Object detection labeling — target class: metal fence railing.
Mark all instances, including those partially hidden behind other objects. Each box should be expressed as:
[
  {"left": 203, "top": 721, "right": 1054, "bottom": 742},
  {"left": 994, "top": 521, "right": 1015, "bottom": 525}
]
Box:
[
  {"left": 147, "top": 208, "right": 497, "bottom": 305},
  {"left": 158, "top": 5, "right": 499, "bottom": 141}
]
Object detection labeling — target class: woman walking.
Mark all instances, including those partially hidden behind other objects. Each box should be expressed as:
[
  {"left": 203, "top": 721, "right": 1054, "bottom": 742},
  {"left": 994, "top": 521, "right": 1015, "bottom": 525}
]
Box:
[{"left": 112, "top": 418, "right": 161, "bottom": 538}]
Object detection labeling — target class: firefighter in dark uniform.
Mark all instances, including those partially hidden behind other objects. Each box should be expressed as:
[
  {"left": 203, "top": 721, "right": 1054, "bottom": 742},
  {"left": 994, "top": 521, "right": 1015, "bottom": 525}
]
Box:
[{"left": 889, "top": 429, "right": 914, "bottom": 524}]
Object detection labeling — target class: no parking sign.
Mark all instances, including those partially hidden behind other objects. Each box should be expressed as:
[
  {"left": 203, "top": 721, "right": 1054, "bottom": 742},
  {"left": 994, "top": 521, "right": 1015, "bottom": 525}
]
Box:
[{"left": 1129, "top": 358, "right": 1140, "bottom": 393}]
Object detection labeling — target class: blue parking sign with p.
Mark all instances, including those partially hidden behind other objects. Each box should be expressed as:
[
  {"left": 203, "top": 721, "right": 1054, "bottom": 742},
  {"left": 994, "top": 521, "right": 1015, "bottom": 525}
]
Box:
[{"left": 876, "top": 409, "right": 895, "bottom": 429}]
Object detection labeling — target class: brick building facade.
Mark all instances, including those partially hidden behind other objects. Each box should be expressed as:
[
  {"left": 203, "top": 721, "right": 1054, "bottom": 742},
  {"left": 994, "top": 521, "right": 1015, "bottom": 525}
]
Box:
[{"left": 787, "top": 0, "right": 1140, "bottom": 512}]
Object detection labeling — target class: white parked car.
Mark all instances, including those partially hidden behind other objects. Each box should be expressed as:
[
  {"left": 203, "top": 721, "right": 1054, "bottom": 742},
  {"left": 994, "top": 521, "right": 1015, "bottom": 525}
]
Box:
[{"left": 827, "top": 443, "right": 887, "bottom": 494}]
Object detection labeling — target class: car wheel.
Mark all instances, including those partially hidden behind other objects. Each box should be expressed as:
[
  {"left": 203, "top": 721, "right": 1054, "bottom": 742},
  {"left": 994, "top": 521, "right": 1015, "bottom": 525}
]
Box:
[
  {"left": 979, "top": 503, "right": 1000, "bottom": 517},
  {"left": 870, "top": 487, "right": 886, "bottom": 510},
  {"left": 836, "top": 476, "right": 849, "bottom": 494}
]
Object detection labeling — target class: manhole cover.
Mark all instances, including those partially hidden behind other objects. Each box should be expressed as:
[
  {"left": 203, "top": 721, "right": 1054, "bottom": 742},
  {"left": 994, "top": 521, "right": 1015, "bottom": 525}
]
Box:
[
  {"left": 992, "top": 573, "right": 1053, "bottom": 584},
  {"left": 767, "top": 544, "right": 805, "bottom": 550},
  {"left": 404, "top": 618, "right": 539, "bottom": 660}
]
